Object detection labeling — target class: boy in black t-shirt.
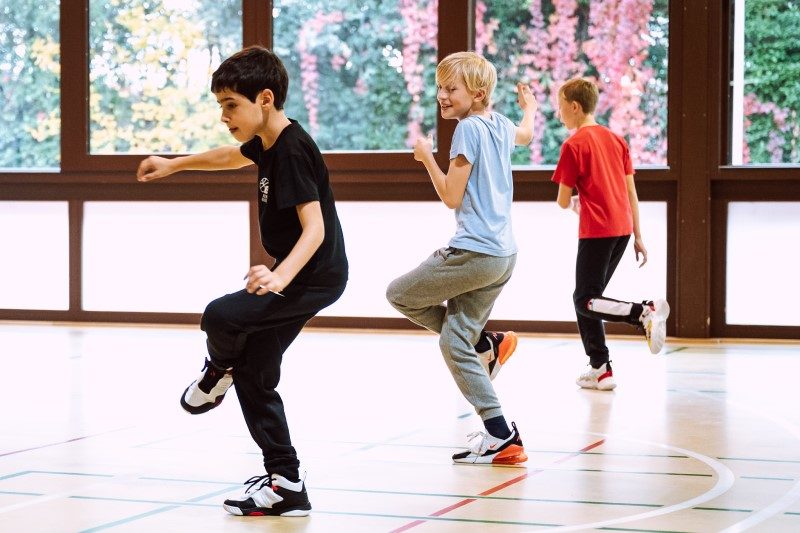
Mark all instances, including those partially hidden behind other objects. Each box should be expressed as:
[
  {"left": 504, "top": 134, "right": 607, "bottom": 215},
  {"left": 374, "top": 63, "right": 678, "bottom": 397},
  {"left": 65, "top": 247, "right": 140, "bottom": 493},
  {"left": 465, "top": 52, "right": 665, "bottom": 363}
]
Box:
[{"left": 136, "top": 46, "right": 348, "bottom": 518}]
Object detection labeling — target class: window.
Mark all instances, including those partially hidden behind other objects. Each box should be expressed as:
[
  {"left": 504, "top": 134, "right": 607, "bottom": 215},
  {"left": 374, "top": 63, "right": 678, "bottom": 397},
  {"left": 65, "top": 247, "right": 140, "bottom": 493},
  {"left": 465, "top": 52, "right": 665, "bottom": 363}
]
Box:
[
  {"left": 0, "top": 202, "right": 69, "bottom": 310},
  {"left": 88, "top": 0, "right": 242, "bottom": 154},
  {"left": 0, "top": 0, "right": 60, "bottom": 169},
  {"left": 82, "top": 202, "right": 249, "bottom": 313},
  {"left": 475, "top": 0, "right": 669, "bottom": 166},
  {"left": 273, "top": 0, "right": 438, "bottom": 151},
  {"left": 729, "top": 0, "right": 800, "bottom": 165},
  {"left": 321, "top": 201, "right": 667, "bottom": 321},
  {"left": 726, "top": 202, "right": 800, "bottom": 326}
]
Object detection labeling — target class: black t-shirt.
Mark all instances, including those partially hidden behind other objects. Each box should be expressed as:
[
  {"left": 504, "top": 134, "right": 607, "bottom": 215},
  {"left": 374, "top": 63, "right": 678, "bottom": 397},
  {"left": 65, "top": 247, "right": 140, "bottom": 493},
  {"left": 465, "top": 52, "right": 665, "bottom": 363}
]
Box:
[{"left": 240, "top": 120, "right": 348, "bottom": 287}]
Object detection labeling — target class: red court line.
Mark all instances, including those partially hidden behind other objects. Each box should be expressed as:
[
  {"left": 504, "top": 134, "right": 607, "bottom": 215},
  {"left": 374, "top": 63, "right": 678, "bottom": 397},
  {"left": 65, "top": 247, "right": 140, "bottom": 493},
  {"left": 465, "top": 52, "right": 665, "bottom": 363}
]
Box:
[
  {"left": 0, "top": 427, "right": 132, "bottom": 457},
  {"left": 389, "top": 439, "right": 606, "bottom": 533}
]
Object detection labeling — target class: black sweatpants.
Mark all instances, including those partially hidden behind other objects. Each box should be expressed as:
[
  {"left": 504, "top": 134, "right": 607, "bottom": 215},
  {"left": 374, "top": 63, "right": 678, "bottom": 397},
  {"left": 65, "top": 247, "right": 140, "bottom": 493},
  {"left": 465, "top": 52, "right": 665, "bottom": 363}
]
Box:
[
  {"left": 573, "top": 235, "right": 644, "bottom": 368},
  {"left": 200, "top": 281, "right": 346, "bottom": 479}
]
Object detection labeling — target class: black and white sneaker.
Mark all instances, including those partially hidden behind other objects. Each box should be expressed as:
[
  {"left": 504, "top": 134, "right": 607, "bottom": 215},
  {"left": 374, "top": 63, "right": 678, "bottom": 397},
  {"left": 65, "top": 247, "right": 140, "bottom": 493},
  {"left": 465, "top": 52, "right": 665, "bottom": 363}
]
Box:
[
  {"left": 223, "top": 473, "right": 311, "bottom": 517},
  {"left": 180, "top": 358, "right": 233, "bottom": 414},
  {"left": 452, "top": 421, "right": 528, "bottom": 465}
]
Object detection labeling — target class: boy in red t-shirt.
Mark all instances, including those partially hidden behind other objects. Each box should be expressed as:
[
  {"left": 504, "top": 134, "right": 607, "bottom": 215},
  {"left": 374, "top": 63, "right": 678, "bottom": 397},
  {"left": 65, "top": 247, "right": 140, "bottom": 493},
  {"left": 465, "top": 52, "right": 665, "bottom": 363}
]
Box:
[{"left": 551, "top": 78, "right": 669, "bottom": 391}]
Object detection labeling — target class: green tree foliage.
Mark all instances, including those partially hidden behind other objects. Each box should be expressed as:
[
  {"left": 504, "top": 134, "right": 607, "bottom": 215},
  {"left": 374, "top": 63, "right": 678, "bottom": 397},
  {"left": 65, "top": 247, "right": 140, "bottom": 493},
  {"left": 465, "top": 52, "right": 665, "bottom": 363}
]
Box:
[
  {"left": 273, "top": 0, "right": 437, "bottom": 151},
  {"left": 744, "top": 0, "right": 800, "bottom": 163},
  {"left": 88, "top": 0, "right": 241, "bottom": 154},
  {"left": 0, "top": 0, "right": 60, "bottom": 168},
  {"left": 1, "top": 0, "right": 797, "bottom": 166}
]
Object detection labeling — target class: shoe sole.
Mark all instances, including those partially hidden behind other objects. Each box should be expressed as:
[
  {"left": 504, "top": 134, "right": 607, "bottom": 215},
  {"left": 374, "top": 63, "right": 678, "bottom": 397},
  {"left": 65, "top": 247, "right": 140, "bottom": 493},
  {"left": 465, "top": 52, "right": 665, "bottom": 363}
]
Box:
[
  {"left": 497, "top": 331, "right": 518, "bottom": 365},
  {"left": 453, "top": 444, "right": 528, "bottom": 465},
  {"left": 647, "top": 299, "right": 671, "bottom": 354},
  {"left": 223, "top": 504, "right": 311, "bottom": 517},
  {"left": 577, "top": 380, "right": 617, "bottom": 391},
  {"left": 180, "top": 384, "right": 226, "bottom": 415}
]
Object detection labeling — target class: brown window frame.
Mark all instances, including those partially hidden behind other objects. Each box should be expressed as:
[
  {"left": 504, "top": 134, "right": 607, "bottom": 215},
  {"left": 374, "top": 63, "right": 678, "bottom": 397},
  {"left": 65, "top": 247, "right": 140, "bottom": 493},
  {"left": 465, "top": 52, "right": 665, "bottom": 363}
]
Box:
[{"left": 1, "top": 0, "right": 799, "bottom": 340}]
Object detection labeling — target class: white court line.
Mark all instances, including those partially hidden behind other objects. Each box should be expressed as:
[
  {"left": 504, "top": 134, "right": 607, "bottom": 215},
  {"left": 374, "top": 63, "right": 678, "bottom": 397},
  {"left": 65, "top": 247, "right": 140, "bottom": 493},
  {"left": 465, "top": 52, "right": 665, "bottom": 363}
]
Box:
[
  {"left": 528, "top": 431, "right": 736, "bottom": 532},
  {"left": 698, "top": 393, "right": 800, "bottom": 533}
]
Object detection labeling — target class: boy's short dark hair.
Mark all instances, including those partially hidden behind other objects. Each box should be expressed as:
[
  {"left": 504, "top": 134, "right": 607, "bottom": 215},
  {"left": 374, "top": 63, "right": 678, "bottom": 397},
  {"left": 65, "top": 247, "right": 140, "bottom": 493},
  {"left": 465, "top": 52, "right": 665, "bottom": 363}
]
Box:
[
  {"left": 211, "top": 45, "right": 289, "bottom": 109},
  {"left": 559, "top": 78, "right": 599, "bottom": 114}
]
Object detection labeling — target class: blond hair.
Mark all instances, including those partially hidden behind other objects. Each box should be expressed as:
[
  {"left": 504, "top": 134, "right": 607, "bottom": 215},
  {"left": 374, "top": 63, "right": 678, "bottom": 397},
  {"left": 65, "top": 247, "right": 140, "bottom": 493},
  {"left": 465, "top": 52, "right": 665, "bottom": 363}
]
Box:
[
  {"left": 436, "top": 51, "right": 497, "bottom": 108},
  {"left": 558, "top": 78, "right": 599, "bottom": 114}
]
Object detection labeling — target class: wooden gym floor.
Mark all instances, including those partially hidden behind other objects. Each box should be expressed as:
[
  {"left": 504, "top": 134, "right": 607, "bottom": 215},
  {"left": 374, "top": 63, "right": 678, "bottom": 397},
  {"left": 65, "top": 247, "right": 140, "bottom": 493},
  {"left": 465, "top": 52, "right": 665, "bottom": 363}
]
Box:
[{"left": 1, "top": 322, "right": 799, "bottom": 532}]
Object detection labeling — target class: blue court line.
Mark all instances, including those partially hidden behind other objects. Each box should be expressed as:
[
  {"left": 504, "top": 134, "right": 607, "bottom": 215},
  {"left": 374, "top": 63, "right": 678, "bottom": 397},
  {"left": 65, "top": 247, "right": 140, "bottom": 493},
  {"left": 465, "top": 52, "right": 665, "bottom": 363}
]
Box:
[
  {"left": 0, "top": 490, "right": 42, "bottom": 496},
  {"left": 77, "top": 485, "right": 238, "bottom": 532},
  {"left": 79, "top": 505, "right": 181, "bottom": 532},
  {"left": 0, "top": 470, "right": 114, "bottom": 481}
]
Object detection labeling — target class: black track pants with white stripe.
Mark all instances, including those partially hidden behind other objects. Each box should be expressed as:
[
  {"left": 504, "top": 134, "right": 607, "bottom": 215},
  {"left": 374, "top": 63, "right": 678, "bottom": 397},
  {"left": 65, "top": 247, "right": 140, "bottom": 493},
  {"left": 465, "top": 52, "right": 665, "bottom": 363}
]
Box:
[{"left": 573, "top": 235, "right": 645, "bottom": 368}]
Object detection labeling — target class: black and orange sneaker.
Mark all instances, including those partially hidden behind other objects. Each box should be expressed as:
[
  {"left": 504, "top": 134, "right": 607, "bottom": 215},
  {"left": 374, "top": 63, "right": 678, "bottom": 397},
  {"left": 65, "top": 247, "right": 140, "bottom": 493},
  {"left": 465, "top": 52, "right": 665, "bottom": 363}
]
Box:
[
  {"left": 452, "top": 422, "right": 527, "bottom": 465},
  {"left": 480, "top": 331, "right": 519, "bottom": 380},
  {"left": 180, "top": 358, "right": 233, "bottom": 415},
  {"left": 223, "top": 473, "right": 311, "bottom": 517}
]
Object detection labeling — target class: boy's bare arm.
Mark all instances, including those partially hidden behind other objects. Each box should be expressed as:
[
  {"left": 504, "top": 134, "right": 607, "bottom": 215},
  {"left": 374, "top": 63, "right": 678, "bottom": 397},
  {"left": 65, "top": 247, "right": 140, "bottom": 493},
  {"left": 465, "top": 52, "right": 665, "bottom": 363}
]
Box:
[
  {"left": 515, "top": 83, "right": 538, "bottom": 145},
  {"left": 413, "top": 136, "right": 472, "bottom": 209},
  {"left": 137, "top": 145, "right": 252, "bottom": 182},
  {"left": 244, "top": 200, "right": 325, "bottom": 295},
  {"left": 556, "top": 183, "right": 573, "bottom": 209},
  {"left": 625, "top": 173, "right": 648, "bottom": 266}
]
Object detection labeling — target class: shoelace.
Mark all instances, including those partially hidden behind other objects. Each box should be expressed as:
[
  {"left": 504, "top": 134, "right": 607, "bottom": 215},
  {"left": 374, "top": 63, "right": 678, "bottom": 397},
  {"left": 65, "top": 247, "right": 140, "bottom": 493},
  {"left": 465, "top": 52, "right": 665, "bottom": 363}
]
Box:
[
  {"left": 243, "top": 474, "right": 273, "bottom": 495},
  {"left": 465, "top": 431, "right": 493, "bottom": 454}
]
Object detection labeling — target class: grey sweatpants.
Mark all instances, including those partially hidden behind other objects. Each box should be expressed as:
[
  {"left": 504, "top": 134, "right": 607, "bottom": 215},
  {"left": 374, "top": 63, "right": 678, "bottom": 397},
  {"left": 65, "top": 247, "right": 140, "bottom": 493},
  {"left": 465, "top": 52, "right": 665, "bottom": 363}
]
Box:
[{"left": 386, "top": 247, "right": 516, "bottom": 420}]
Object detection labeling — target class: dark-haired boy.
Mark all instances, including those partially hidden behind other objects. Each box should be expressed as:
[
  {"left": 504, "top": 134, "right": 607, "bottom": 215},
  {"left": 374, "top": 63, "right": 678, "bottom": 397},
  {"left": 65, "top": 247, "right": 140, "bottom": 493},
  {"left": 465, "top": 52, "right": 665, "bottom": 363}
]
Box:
[{"left": 137, "top": 45, "right": 348, "bottom": 517}]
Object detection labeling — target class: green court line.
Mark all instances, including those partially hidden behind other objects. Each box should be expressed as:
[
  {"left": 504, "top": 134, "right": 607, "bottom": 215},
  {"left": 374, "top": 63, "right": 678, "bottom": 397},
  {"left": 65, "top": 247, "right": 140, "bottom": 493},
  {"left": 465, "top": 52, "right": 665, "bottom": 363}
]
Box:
[
  {"left": 0, "top": 490, "right": 43, "bottom": 496},
  {"left": 567, "top": 468, "right": 711, "bottom": 477},
  {"left": 310, "top": 485, "right": 662, "bottom": 508},
  {"left": 71, "top": 494, "right": 562, "bottom": 529},
  {"left": 598, "top": 527, "right": 691, "bottom": 533},
  {"left": 720, "top": 456, "right": 800, "bottom": 464},
  {"left": 693, "top": 506, "right": 751, "bottom": 513},
  {"left": 741, "top": 475, "right": 795, "bottom": 481}
]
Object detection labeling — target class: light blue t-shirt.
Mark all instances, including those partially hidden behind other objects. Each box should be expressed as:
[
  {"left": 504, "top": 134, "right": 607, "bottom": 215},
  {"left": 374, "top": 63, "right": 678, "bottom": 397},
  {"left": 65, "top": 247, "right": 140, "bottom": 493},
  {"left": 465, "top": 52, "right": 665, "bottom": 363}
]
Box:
[{"left": 448, "top": 112, "right": 517, "bottom": 256}]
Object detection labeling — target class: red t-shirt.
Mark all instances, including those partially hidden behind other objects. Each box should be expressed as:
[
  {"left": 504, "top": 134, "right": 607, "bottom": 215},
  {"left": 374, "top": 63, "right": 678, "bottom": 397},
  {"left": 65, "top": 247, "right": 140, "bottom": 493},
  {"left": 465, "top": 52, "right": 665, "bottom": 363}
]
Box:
[{"left": 551, "top": 125, "right": 634, "bottom": 239}]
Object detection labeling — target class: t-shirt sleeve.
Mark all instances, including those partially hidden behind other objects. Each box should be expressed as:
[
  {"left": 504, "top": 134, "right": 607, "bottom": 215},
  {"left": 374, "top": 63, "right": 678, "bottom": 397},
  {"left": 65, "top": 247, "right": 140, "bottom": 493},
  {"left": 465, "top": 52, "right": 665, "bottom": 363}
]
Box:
[
  {"left": 449, "top": 119, "right": 479, "bottom": 163},
  {"left": 551, "top": 143, "right": 579, "bottom": 188},
  {"left": 239, "top": 137, "right": 261, "bottom": 164},
  {"left": 622, "top": 142, "right": 634, "bottom": 175},
  {"left": 274, "top": 149, "right": 320, "bottom": 210}
]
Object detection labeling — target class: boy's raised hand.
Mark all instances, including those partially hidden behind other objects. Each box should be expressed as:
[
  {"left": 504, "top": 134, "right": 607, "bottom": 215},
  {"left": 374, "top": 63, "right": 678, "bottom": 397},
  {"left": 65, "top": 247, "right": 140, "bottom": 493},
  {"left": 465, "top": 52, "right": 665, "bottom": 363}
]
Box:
[
  {"left": 413, "top": 134, "right": 434, "bottom": 162},
  {"left": 516, "top": 83, "right": 538, "bottom": 113},
  {"left": 137, "top": 155, "right": 174, "bottom": 182}
]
